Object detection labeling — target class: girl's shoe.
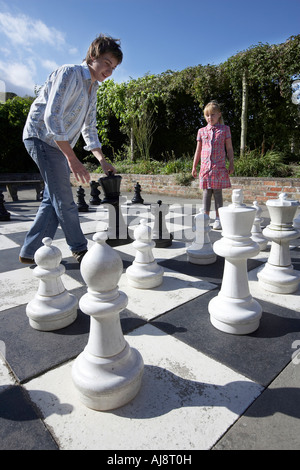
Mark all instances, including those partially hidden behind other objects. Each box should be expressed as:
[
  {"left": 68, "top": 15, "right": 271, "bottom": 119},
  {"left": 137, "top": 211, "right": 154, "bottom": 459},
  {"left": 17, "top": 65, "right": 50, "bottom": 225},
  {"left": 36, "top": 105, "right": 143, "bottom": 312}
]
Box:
[{"left": 212, "top": 218, "right": 222, "bottom": 230}]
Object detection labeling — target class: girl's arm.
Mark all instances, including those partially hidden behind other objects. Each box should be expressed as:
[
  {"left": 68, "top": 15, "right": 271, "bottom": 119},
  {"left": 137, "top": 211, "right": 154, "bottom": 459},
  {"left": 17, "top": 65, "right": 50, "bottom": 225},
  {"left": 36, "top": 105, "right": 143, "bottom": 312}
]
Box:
[
  {"left": 225, "top": 138, "right": 234, "bottom": 174},
  {"left": 192, "top": 141, "right": 202, "bottom": 177}
]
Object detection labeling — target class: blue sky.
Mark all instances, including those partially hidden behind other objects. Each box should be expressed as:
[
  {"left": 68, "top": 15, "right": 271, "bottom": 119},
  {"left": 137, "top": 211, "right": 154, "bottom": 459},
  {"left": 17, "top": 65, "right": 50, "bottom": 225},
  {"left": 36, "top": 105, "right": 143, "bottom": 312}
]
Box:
[{"left": 0, "top": 0, "right": 299, "bottom": 96}]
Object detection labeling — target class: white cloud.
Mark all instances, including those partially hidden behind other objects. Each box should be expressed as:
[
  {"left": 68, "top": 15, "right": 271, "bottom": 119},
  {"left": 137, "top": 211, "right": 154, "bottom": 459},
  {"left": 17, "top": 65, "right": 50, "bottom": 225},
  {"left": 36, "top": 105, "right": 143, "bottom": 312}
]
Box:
[
  {"left": 69, "top": 47, "right": 79, "bottom": 55},
  {"left": 0, "top": 60, "right": 35, "bottom": 95},
  {"left": 0, "top": 12, "right": 65, "bottom": 49},
  {"left": 41, "top": 59, "right": 59, "bottom": 72}
]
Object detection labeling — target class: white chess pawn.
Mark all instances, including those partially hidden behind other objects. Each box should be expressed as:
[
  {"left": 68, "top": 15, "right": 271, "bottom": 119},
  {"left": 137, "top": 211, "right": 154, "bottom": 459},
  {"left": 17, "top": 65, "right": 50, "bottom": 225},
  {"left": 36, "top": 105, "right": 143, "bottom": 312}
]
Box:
[
  {"left": 208, "top": 189, "right": 262, "bottom": 335},
  {"left": 126, "top": 219, "right": 164, "bottom": 288},
  {"left": 251, "top": 201, "right": 268, "bottom": 251},
  {"left": 72, "top": 232, "right": 144, "bottom": 410},
  {"left": 26, "top": 237, "right": 78, "bottom": 331},
  {"left": 187, "top": 209, "right": 216, "bottom": 264}
]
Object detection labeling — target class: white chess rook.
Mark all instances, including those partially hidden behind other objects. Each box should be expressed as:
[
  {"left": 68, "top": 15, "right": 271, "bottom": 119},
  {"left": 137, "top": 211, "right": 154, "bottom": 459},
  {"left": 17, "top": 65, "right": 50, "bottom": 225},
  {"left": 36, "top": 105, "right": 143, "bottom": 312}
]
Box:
[
  {"left": 72, "top": 232, "right": 144, "bottom": 411},
  {"left": 26, "top": 237, "right": 78, "bottom": 331},
  {"left": 126, "top": 219, "right": 164, "bottom": 288},
  {"left": 208, "top": 189, "right": 262, "bottom": 335},
  {"left": 258, "top": 193, "right": 300, "bottom": 294},
  {"left": 187, "top": 209, "right": 216, "bottom": 265}
]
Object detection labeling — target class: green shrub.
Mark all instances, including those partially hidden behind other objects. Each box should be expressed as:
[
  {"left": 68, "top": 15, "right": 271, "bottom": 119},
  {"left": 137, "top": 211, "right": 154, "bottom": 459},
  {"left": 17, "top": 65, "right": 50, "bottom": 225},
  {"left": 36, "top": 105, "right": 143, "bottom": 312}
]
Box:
[{"left": 233, "top": 150, "right": 292, "bottom": 177}]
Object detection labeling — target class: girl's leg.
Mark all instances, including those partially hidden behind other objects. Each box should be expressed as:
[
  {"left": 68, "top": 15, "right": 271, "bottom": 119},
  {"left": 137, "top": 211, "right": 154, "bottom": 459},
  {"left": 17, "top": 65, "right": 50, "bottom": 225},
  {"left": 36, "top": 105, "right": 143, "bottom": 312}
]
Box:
[
  {"left": 213, "top": 189, "right": 223, "bottom": 218},
  {"left": 202, "top": 189, "right": 212, "bottom": 215},
  {"left": 20, "top": 138, "right": 87, "bottom": 259}
]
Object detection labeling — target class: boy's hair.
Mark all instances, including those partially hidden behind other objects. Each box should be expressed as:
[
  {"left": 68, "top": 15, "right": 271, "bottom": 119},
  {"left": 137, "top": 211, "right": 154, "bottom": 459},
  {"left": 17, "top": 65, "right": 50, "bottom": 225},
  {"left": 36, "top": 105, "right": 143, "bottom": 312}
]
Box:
[
  {"left": 85, "top": 34, "right": 123, "bottom": 64},
  {"left": 204, "top": 100, "right": 224, "bottom": 124}
]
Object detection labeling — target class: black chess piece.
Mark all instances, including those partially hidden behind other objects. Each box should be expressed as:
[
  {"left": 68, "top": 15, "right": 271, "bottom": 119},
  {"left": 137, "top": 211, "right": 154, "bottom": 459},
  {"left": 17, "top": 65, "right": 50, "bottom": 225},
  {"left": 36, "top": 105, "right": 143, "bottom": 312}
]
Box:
[
  {"left": 89, "top": 180, "right": 101, "bottom": 205},
  {"left": 131, "top": 182, "right": 144, "bottom": 204},
  {"left": 99, "top": 171, "right": 122, "bottom": 204},
  {"left": 0, "top": 191, "right": 11, "bottom": 221},
  {"left": 76, "top": 186, "right": 89, "bottom": 212},
  {"left": 98, "top": 172, "right": 132, "bottom": 246}
]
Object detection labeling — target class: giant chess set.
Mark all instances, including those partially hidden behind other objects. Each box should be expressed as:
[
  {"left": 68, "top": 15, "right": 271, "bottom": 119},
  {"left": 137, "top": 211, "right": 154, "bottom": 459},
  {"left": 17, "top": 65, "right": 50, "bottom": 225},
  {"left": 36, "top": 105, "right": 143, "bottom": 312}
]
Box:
[{"left": 0, "top": 175, "right": 300, "bottom": 450}]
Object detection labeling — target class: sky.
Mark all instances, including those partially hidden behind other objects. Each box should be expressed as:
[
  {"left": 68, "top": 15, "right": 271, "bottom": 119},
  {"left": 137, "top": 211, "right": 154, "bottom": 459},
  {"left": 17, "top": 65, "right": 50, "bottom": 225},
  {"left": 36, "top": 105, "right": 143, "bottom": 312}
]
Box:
[{"left": 0, "top": 0, "right": 299, "bottom": 97}]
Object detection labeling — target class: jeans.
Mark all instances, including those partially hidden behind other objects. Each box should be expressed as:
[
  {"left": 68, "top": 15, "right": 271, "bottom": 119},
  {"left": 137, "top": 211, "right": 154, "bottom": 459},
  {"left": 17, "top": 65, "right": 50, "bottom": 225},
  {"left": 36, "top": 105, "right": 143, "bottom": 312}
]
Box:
[{"left": 20, "top": 138, "right": 87, "bottom": 258}]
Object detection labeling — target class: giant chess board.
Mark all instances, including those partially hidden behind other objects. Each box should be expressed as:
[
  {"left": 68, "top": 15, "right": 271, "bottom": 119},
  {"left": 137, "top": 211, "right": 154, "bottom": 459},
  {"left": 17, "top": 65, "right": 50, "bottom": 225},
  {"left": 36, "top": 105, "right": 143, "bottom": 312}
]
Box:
[{"left": 0, "top": 191, "right": 300, "bottom": 451}]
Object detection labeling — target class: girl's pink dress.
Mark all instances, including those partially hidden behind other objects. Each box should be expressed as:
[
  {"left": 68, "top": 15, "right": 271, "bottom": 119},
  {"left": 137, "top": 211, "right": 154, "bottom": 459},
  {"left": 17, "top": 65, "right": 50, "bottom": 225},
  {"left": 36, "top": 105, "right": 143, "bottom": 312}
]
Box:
[{"left": 197, "top": 123, "right": 231, "bottom": 189}]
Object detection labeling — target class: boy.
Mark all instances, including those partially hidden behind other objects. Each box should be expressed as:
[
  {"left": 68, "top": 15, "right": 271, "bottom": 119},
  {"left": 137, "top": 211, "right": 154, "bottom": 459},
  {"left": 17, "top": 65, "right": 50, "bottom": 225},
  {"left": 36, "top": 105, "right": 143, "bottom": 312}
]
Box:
[{"left": 20, "top": 34, "right": 122, "bottom": 264}]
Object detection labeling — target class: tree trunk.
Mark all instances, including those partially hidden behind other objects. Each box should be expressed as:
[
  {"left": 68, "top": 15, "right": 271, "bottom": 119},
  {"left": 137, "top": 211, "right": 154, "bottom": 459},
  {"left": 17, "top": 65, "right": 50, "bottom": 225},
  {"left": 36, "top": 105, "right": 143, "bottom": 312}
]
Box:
[
  {"left": 240, "top": 69, "right": 248, "bottom": 157},
  {"left": 130, "top": 127, "right": 134, "bottom": 161}
]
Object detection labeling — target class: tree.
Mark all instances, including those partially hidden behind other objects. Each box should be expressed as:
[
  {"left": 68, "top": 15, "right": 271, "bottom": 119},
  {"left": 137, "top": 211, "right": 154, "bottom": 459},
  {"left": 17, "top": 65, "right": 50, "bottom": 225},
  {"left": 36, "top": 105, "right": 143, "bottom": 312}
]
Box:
[{"left": 0, "top": 96, "right": 35, "bottom": 172}]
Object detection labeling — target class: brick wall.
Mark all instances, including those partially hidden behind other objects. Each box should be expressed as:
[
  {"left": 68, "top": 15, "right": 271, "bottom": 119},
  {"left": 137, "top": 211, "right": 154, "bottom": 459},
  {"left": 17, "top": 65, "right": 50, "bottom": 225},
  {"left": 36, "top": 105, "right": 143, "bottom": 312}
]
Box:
[{"left": 71, "top": 174, "right": 300, "bottom": 204}]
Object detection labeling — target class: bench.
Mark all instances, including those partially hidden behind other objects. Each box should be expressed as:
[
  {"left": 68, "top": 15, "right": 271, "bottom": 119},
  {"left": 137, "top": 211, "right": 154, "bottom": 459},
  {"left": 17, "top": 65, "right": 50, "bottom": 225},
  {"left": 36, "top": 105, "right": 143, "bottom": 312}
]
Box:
[{"left": 0, "top": 173, "right": 44, "bottom": 201}]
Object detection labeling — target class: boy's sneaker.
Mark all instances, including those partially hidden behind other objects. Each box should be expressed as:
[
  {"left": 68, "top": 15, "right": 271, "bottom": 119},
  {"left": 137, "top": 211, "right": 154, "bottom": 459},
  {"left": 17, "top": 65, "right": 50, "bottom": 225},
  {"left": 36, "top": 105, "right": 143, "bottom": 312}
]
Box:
[
  {"left": 19, "top": 256, "right": 35, "bottom": 264},
  {"left": 72, "top": 249, "right": 88, "bottom": 264},
  {"left": 212, "top": 218, "right": 222, "bottom": 230}
]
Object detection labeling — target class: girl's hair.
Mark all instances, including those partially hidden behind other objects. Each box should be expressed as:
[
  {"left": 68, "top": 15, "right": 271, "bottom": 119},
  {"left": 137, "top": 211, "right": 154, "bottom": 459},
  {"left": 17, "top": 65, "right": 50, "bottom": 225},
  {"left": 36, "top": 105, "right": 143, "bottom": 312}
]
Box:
[
  {"left": 85, "top": 34, "right": 123, "bottom": 65},
  {"left": 204, "top": 101, "right": 224, "bottom": 124}
]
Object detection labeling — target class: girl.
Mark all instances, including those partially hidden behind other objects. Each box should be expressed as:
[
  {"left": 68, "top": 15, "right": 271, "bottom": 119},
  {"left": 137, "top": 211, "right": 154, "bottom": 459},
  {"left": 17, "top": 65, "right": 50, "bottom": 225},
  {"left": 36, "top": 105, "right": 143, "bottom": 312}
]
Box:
[{"left": 192, "top": 101, "right": 234, "bottom": 229}]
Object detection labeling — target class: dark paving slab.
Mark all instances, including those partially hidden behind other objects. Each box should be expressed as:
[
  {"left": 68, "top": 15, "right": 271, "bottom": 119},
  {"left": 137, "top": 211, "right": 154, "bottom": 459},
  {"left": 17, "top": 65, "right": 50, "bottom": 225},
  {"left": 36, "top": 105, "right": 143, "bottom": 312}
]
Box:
[
  {"left": 0, "top": 285, "right": 145, "bottom": 383},
  {"left": 213, "top": 361, "right": 300, "bottom": 450},
  {"left": 0, "top": 385, "right": 59, "bottom": 450},
  {"left": 152, "top": 290, "right": 300, "bottom": 387}
]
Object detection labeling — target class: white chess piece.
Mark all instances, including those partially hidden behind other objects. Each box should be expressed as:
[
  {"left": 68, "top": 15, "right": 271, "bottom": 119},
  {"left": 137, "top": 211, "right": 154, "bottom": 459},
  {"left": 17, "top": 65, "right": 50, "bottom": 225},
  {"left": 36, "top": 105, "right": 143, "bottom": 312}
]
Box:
[
  {"left": 258, "top": 193, "right": 300, "bottom": 293},
  {"left": 26, "top": 237, "right": 78, "bottom": 331},
  {"left": 72, "top": 232, "right": 144, "bottom": 410},
  {"left": 126, "top": 219, "right": 164, "bottom": 288},
  {"left": 187, "top": 209, "right": 216, "bottom": 264},
  {"left": 251, "top": 201, "right": 268, "bottom": 250},
  {"left": 208, "top": 189, "right": 262, "bottom": 335}
]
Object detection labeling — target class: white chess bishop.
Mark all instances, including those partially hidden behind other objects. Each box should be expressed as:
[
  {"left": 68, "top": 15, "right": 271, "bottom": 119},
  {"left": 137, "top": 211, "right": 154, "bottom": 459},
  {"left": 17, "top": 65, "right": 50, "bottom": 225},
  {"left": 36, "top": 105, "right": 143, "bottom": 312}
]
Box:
[
  {"left": 26, "top": 237, "right": 78, "bottom": 331},
  {"left": 126, "top": 219, "right": 164, "bottom": 288},
  {"left": 208, "top": 189, "right": 262, "bottom": 335},
  {"left": 72, "top": 232, "right": 144, "bottom": 411}
]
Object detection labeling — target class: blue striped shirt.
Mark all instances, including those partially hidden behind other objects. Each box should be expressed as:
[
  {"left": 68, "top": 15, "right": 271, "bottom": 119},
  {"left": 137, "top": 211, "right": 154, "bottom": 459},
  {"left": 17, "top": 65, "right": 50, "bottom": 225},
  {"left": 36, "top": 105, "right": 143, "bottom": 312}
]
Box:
[{"left": 23, "top": 62, "right": 101, "bottom": 151}]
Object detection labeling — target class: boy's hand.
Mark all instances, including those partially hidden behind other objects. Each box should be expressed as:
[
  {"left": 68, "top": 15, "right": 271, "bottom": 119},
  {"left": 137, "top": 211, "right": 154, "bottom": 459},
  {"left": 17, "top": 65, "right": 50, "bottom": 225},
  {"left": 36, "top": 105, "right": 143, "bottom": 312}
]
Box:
[{"left": 100, "top": 159, "right": 116, "bottom": 175}]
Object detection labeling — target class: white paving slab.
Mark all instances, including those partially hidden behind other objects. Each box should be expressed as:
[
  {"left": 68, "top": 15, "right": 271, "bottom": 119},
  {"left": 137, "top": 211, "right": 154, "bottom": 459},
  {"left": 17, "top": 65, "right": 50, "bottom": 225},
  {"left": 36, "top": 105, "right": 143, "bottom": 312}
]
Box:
[
  {"left": 25, "top": 323, "right": 263, "bottom": 450},
  {"left": 0, "top": 234, "right": 19, "bottom": 250},
  {"left": 119, "top": 268, "right": 217, "bottom": 320},
  {"left": 249, "top": 264, "right": 300, "bottom": 312},
  {"left": 0, "top": 267, "right": 82, "bottom": 311}
]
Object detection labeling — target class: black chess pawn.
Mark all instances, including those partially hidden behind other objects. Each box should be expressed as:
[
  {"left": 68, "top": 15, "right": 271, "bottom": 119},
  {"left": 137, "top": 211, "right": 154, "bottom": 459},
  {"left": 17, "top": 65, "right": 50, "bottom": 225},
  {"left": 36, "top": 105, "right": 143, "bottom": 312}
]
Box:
[
  {"left": 0, "top": 191, "right": 11, "bottom": 221},
  {"left": 131, "top": 182, "right": 144, "bottom": 204},
  {"left": 76, "top": 186, "right": 89, "bottom": 212},
  {"left": 89, "top": 180, "right": 101, "bottom": 205}
]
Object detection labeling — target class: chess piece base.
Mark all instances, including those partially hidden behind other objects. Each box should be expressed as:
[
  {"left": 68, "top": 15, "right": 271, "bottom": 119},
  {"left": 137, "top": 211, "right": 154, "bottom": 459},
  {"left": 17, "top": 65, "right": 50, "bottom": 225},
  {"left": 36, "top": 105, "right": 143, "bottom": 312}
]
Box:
[
  {"left": 126, "top": 261, "right": 164, "bottom": 288},
  {"left": 258, "top": 263, "right": 300, "bottom": 294},
  {"left": 26, "top": 291, "right": 78, "bottom": 331},
  {"left": 72, "top": 342, "right": 144, "bottom": 411},
  {"left": 209, "top": 293, "right": 262, "bottom": 335},
  {"left": 187, "top": 245, "right": 217, "bottom": 265}
]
